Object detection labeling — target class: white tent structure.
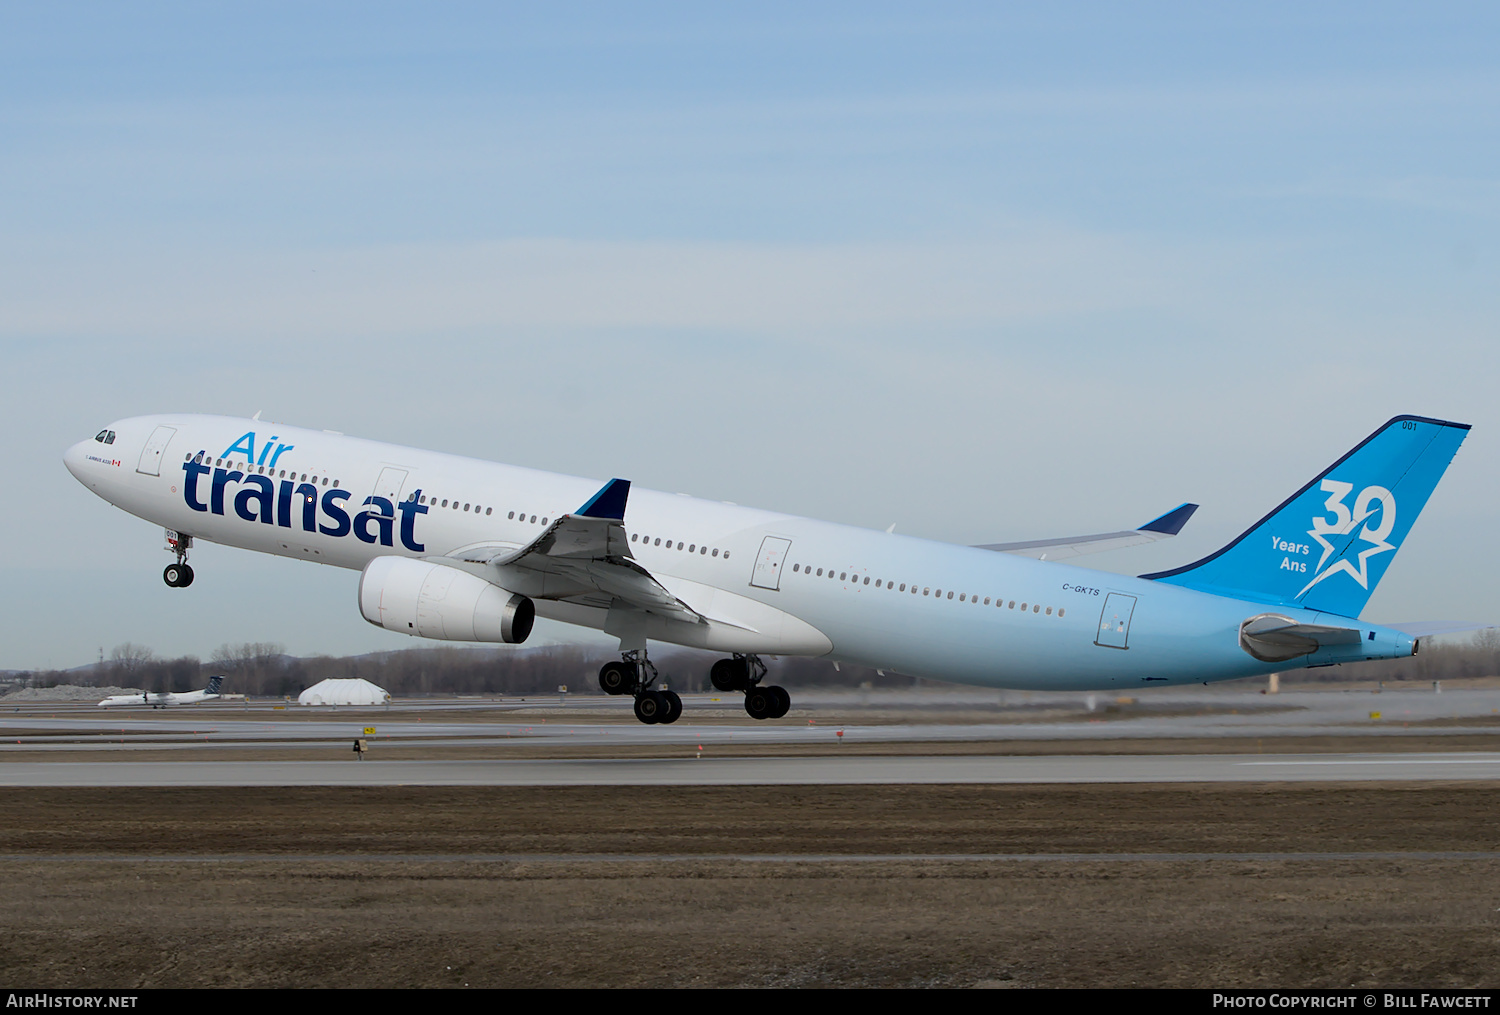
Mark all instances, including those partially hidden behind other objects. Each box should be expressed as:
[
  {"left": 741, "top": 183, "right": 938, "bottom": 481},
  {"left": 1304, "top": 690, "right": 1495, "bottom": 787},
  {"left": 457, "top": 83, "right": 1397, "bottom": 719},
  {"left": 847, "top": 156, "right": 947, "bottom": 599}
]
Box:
[{"left": 297, "top": 678, "right": 390, "bottom": 706}]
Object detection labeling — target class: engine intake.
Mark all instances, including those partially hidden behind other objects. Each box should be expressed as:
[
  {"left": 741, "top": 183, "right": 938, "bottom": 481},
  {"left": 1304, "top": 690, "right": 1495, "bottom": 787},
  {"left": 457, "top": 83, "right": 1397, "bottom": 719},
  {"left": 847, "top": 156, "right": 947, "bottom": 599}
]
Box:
[{"left": 359, "top": 556, "right": 534, "bottom": 644}]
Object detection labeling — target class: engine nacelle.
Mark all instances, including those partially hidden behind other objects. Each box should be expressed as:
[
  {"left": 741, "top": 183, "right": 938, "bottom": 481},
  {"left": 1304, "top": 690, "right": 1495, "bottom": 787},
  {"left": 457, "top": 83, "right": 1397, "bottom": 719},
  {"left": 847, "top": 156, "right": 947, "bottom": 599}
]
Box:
[{"left": 359, "top": 556, "right": 535, "bottom": 644}]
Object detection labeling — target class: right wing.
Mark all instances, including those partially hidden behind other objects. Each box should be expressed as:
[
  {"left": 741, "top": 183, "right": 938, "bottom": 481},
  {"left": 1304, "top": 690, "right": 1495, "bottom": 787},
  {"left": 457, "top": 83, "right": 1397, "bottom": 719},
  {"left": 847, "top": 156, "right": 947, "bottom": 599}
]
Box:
[{"left": 975, "top": 503, "right": 1198, "bottom": 561}]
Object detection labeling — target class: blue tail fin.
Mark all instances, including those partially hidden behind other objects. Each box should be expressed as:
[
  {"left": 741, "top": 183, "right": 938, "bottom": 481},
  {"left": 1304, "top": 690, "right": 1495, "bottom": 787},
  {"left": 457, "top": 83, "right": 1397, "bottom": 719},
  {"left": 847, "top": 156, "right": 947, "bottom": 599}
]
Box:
[{"left": 1143, "top": 415, "right": 1470, "bottom": 617}]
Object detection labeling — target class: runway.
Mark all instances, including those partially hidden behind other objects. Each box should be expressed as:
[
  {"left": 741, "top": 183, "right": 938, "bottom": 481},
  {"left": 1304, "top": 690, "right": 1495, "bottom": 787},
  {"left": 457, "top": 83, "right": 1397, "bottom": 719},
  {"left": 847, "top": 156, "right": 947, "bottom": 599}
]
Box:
[{"left": 4, "top": 751, "right": 1500, "bottom": 786}]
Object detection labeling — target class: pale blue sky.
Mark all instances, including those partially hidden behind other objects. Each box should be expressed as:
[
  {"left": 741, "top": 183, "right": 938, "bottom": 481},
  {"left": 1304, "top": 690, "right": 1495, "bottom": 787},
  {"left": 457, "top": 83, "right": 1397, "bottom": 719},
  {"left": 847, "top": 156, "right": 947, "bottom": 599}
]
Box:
[{"left": 4, "top": 4, "right": 1498, "bottom": 669}]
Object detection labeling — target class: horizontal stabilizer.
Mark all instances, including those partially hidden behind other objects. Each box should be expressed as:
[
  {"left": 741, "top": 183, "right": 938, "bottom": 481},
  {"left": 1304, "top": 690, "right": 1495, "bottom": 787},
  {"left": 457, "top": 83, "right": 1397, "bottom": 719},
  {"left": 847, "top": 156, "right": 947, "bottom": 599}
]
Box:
[
  {"left": 1239, "top": 613, "right": 1361, "bottom": 663},
  {"left": 1384, "top": 621, "right": 1496, "bottom": 639},
  {"left": 976, "top": 503, "right": 1198, "bottom": 561}
]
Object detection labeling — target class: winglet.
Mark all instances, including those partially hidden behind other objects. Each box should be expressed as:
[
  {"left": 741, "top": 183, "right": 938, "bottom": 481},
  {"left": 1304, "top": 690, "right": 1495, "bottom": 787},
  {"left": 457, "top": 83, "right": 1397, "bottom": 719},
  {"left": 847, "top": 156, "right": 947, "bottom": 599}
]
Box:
[
  {"left": 1139, "top": 503, "right": 1198, "bottom": 536},
  {"left": 577, "top": 478, "right": 631, "bottom": 521}
]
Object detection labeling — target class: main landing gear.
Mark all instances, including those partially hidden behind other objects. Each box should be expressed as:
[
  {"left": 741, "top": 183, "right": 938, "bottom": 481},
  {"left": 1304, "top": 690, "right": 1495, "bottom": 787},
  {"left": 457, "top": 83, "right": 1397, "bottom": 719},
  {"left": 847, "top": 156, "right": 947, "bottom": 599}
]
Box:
[
  {"left": 710, "top": 653, "right": 790, "bottom": 720},
  {"left": 163, "top": 530, "right": 194, "bottom": 588},
  {"left": 598, "top": 650, "right": 682, "bottom": 725}
]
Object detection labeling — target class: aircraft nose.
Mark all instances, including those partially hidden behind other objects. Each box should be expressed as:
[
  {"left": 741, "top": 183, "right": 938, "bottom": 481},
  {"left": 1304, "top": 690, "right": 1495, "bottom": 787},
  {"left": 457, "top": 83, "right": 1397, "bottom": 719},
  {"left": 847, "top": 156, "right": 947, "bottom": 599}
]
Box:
[{"left": 63, "top": 440, "right": 91, "bottom": 482}]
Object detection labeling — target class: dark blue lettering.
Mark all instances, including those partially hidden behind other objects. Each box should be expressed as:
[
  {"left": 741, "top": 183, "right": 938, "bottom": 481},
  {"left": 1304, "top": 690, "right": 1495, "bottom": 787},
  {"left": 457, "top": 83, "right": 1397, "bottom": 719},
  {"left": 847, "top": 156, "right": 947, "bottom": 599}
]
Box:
[
  {"left": 181, "top": 461, "right": 210, "bottom": 512},
  {"left": 397, "top": 491, "right": 428, "bottom": 552},
  {"left": 319, "top": 488, "right": 351, "bottom": 537},
  {"left": 297, "top": 484, "right": 319, "bottom": 532},
  {"left": 210, "top": 468, "right": 244, "bottom": 516},
  {"left": 234, "top": 475, "right": 275, "bottom": 524},
  {"left": 276, "top": 480, "right": 294, "bottom": 528},
  {"left": 355, "top": 496, "right": 395, "bottom": 547}
]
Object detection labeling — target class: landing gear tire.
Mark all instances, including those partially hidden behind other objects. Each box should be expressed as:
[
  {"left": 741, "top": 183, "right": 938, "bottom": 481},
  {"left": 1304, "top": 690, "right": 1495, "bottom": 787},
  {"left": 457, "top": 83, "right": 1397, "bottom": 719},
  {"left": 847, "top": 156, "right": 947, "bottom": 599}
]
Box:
[
  {"left": 710, "top": 658, "right": 746, "bottom": 692},
  {"left": 659, "top": 690, "right": 682, "bottom": 725},
  {"left": 744, "top": 687, "right": 775, "bottom": 720},
  {"left": 163, "top": 563, "right": 194, "bottom": 588},
  {"left": 599, "top": 660, "right": 637, "bottom": 696},
  {"left": 635, "top": 691, "right": 667, "bottom": 724},
  {"left": 766, "top": 685, "right": 790, "bottom": 719}
]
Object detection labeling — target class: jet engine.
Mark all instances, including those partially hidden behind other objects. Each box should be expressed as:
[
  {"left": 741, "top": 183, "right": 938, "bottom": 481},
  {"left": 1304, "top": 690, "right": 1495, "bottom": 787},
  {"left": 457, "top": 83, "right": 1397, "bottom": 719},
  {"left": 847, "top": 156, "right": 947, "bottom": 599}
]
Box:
[{"left": 359, "top": 556, "right": 535, "bottom": 644}]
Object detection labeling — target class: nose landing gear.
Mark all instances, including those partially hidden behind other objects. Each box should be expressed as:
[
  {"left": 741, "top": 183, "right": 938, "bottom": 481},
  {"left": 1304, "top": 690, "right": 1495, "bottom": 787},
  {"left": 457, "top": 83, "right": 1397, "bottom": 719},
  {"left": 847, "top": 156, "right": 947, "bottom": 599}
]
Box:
[
  {"left": 710, "top": 653, "right": 790, "bottom": 720},
  {"left": 599, "top": 649, "right": 682, "bottom": 725},
  {"left": 163, "top": 530, "right": 194, "bottom": 588}
]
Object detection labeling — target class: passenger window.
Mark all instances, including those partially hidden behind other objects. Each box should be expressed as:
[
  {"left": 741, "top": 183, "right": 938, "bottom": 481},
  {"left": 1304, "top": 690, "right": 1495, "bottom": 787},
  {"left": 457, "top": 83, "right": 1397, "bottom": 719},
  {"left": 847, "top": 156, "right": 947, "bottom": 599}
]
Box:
[
  {"left": 530, "top": 515, "right": 537, "bottom": 524},
  {"left": 442, "top": 499, "right": 448, "bottom": 507},
  {"left": 959, "top": 593, "right": 966, "bottom": 602},
  {"left": 793, "top": 564, "right": 800, "bottom": 572},
  {"left": 840, "top": 572, "right": 847, "bottom": 581},
  {"left": 923, "top": 587, "right": 930, "bottom": 596},
  {"left": 508, "top": 511, "right": 515, "bottom": 519},
  {"left": 700, "top": 546, "right": 707, "bottom": 555},
  {"left": 486, "top": 507, "right": 493, "bottom": 515},
  {"left": 723, "top": 551, "right": 729, "bottom": 559},
  {"left": 654, "top": 538, "right": 661, "bottom": 546},
  {"left": 875, "top": 580, "right": 882, "bottom": 588},
  {"left": 1046, "top": 607, "right": 1053, "bottom": 615},
  {"left": 1033, "top": 604, "right": 1040, "bottom": 613},
  {"left": 863, "top": 577, "right": 870, "bottom": 585},
  {"left": 689, "top": 544, "right": 696, "bottom": 553},
  {"left": 321, "top": 478, "right": 328, "bottom": 486},
  {"left": 333, "top": 479, "right": 339, "bottom": 487},
  {"left": 984, "top": 597, "right": 991, "bottom": 605},
  {"left": 1020, "top": 603, "right": 1027, "bottom": 611},
  {"left": 947, "top": 591, "right": 954, "bottom": 600},
  {"left": 816, "top": 568, "right": 823, "bottom": 576},
  {"left": 464, "top": 503, "right": 470, "bottom": 511},
  {"left": 541, "top": 518, "right": 548, "bottom": 525},
  {"left": 712, "top": 549, "right": 719, "bottom": 557},
  {"left": 676, "top": 541, "right": 682, "bottom": 550},
  {"left": 1058, "top": 608, "right": 1065, "bottom": 618},
  {"left": 631, "top": 533, "right": 638, "bottom": 542}
]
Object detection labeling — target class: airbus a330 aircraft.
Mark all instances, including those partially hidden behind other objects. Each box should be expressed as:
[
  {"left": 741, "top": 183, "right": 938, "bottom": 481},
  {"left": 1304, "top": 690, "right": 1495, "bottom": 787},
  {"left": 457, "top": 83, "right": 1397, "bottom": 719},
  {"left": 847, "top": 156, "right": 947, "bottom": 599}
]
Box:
[
  {"left": 65, "top": 414, "right": 1469, "bottom": 725},
  {"left": 98, "top": 675, "right": 228, "bottom": 709}
]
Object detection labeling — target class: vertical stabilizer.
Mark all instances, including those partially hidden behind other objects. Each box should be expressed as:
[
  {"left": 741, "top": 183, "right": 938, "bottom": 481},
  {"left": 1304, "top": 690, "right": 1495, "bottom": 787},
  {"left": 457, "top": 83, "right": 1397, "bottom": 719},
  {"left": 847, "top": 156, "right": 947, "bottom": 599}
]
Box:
[{"left": 1143, "top": 416, "right": 1469, "bottom": 617}]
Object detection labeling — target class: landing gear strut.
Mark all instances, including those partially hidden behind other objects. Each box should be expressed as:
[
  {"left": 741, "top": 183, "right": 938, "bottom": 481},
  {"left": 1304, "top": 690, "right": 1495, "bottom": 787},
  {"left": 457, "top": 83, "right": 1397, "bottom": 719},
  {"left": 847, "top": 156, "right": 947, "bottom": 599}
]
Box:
[
  {"left": 710, "top": 653, "right": 790, "bottom": 720},
  {"left": 599, "top": 649, "right": 681, "bottom": 725},
  {"left": 163, "top": 530, "right": 194, "bottom": 588}
]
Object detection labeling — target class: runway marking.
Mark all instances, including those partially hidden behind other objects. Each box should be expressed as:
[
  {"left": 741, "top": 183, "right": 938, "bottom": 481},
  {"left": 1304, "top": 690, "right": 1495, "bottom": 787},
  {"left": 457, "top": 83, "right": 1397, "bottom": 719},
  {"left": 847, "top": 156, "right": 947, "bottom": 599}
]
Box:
[
  {"left": 1241, "top": 758, "right": 1500, "bottom": 766},
  {"left": 2, "top": 852, "right": 1499, "bottom": 864}
]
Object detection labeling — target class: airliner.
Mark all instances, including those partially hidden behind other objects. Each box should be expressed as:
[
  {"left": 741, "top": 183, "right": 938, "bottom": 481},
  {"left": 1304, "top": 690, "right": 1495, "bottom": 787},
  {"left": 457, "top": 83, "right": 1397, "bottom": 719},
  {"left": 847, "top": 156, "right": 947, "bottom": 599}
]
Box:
[
  {"left": 65, "top": 413, "right": 1469, "bottom": 725},
  {"left": 99, "top": 675, "right": 228, "bottom": 708}
]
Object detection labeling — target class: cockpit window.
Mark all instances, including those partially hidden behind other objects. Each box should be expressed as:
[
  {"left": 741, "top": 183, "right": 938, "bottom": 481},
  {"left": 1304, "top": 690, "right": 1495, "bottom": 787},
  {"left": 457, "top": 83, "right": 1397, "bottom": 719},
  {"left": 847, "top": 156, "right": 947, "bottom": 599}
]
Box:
[{"left": 95, "top": 430, "right": 115, "bottom": 445}]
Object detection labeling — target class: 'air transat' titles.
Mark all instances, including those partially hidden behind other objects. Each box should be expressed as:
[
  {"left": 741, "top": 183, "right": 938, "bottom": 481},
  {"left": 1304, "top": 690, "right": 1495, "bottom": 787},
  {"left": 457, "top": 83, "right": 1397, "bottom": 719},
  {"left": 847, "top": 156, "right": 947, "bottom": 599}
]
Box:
[{"left": 180, "top": 461, "right": 427, "bottom": 552}]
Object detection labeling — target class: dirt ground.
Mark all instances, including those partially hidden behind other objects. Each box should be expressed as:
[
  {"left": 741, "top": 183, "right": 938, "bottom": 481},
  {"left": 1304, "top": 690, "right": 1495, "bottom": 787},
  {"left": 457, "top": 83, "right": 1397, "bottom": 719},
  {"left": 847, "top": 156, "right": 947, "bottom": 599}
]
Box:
[{"left": 4, "top": 783, "right": 1500, "bottom": 988}]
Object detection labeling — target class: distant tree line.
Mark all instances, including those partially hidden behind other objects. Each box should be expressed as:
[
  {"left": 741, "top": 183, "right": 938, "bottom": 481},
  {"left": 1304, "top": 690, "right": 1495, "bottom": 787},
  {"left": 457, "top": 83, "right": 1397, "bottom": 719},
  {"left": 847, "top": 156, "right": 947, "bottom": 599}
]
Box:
[{"left": 9, "top": 632, "right": 1498, "bottom": 697}]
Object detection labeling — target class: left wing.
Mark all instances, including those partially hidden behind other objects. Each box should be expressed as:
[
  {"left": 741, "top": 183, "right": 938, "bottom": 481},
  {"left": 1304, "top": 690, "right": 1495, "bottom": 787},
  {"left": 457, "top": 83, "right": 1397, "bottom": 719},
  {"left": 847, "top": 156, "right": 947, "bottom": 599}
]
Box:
[
  {"left": 975, "top": 503, "right": 1198, "bottom": 561},
  {"left": 447, "top": 479, "right": 707, "bottom": 624}
]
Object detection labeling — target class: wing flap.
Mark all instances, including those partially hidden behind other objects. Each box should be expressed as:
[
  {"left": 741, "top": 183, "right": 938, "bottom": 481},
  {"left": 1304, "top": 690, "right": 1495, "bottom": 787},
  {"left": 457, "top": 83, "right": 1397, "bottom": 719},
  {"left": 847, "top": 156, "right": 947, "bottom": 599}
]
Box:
[{"left": 444, "top": 478, "right": 705, "bottom": 624}]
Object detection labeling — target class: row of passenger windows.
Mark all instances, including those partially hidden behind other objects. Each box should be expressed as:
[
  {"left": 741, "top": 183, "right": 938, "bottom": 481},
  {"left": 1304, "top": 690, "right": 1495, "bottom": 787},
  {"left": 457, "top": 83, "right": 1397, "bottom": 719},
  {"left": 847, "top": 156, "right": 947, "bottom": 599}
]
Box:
[
  {"left": 186, "top": 453, "right": 340, "bottom": 487},
  {"left": 628, "top": 533, "right": 730, "bottom": 559},
  {"left": 790, "top": 563, "right": 1064, "bottom": 617}
]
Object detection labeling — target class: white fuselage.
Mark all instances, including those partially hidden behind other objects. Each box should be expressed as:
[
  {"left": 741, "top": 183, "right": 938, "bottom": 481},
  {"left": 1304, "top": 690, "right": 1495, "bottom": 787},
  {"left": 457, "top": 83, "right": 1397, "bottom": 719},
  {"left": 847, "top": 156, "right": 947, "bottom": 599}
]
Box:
[{"left": 66, "top": 414, "right": 1404, "bottom": 691}]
